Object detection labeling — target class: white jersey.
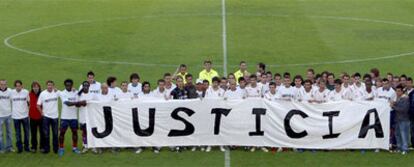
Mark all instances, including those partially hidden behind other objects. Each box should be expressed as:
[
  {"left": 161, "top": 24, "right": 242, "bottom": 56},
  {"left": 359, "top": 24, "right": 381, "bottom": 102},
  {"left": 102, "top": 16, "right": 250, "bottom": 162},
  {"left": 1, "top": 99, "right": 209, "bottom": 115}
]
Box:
[
  {"left": 37, "top": 90, "right": 59, "bottom": 119},
  {"left": 275, "top": 84, "right": 282, "bottom": 92},
  {"left": 59, "top": 89, "right": 78, "bottom": 120},
  {"left": 245, "top": 84, "right": 263, "bottom": 98},
  {"left": 152, "top": 87, "right": 168, "bottom": 100},
  {"left": 11, "top": 89, "right": 29, "bottom": 119},
  {"left": 78, "top": 92, "right": 94, "bottom": 124},
  {"left": 351, "top": 83, "right": 366, "bottom": 92},
  {"left": 196, "top": 90, "right": 204, "bottom": 98},
  {"left": 259, "top": 82, "right": 269, "bottom": 94},
  {"left": 116, "top": 91, "right": 134, "bottom": 100},
  {"left": 312, "top": 84, "right": 319, "bottom": 91},
  {"left": 164, "top": 83, "right": 177, "bottom": 97},
  {"left": 205, "top": 87, "right": 225, "bottom": 98},
  {"left": 329, "top": 88, "right": 346, "bottom": 101},
  {"left": 139, "top": 92, "right": 155, "bottom": 101},
  {"left": 361, "top": 89, "right": 377, "bottom": 101},
  {"left": 79, "top": 81, "right": 101, "bottom": 94},
  {"left": 372, "top": 86, "right": 379, "bottom": 92},
  {"left": 352, "top": 88, "right": 365, "bottom": 100},
  {"left": 328, "top": 89, "right": 346, "bottom": 101},
  {"left": 108, "top": 87, "right": 122, "bottom": 97},
  {"left": 297, "top": 88, "right": 313, "bottom": 102},
  {"left": 376, "top": 87, "right": 397, "bottom": 102},
  {"left": 128, "top": 83, "right": 142, "bottom": 98},
  {"left": 276, "top": 86, "right": 296, "bottom": 100},
  {"left": 293, "top": 86, "right": 305, "bottom": 100},
  {"left": 224, "top": 88, "right": 246, "bottom": 100},
  {"left": 93, "top": 93, "right": 115, "bottom": 103},
  {"left": 341, "top": 86, "right": 354, "bottom": 100},
  {"left": 0, "top": 88, "right": 12, "bottom": 117},
  {"left": 264, "top": 91, "right": 280, "bottom": 101},
  {"left": 351, "top": 83, "right": 366, "bottom": 100},
  {"left": 311, "top": 89, "right": 330, "bottom": 102},
  {"left": 237, "top": 86, "right": 247, "bottom": 92}
]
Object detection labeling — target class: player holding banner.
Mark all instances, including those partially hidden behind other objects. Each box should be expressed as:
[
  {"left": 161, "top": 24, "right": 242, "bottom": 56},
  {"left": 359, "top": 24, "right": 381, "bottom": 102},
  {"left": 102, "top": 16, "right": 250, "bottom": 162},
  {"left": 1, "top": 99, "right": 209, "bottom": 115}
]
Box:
[
  {"left": 204, "top": 77, "right": 225, "bottom": 152},
  {"left": 224, "top": 80, "right": 246, "bottom": 100},
  {"left": 77, "top": 81, "right": 93, "bottom": 154},
  {"left": 245, "top": 74, "right": 268, "bottom": 153}
]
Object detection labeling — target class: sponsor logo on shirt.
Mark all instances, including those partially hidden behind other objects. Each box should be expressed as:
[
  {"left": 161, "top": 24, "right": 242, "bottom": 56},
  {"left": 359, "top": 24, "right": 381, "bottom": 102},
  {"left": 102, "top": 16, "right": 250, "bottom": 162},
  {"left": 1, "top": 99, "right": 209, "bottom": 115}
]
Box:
[
  {"left": 90, "top": 90, "right": 100, "bottom": 94},
  {"left": 12, "top": 97, "right": 27, "bottom": 101},
  {"left": 44, "top": 97, "right": 58, "bottom": 103},
  {"left": 378, "top": 96, "right": 391, "bottom": 101},
  {"left": 282, "top": 94, "right": 293, "bottom": 98},
  {"left": 0, "top": 96, "right": 10, "bottom": 100}
]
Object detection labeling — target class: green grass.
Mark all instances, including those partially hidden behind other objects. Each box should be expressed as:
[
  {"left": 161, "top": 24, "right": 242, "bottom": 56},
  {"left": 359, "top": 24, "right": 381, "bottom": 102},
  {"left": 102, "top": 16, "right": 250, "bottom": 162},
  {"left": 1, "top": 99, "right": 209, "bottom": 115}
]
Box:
[
  {"left": 1, "top": 0, "right": 414, "bottom": 166},
  {"left": 2, "top": 148, "right": 414, "bottom": 167}
]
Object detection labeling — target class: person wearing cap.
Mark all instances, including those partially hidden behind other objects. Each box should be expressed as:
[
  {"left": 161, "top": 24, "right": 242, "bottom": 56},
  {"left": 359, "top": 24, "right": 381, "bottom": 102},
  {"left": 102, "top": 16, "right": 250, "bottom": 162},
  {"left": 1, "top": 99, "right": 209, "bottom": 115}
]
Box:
[{"left": 195, "top": 79, "right": 205, "bottom": 98}]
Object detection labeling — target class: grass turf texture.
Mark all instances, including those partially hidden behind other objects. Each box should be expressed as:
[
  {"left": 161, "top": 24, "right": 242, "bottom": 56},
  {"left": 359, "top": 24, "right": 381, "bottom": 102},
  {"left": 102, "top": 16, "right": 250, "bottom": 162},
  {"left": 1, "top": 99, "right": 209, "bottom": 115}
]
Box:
[{"left": 1, "top": 0, "right": 414, "bottom": 166}]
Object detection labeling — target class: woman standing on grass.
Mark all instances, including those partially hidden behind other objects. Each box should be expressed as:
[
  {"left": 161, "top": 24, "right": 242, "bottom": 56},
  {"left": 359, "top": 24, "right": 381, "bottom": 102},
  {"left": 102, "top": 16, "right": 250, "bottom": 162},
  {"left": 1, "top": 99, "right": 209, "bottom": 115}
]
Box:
[{"left": 28, "top": 81, "right": 45, "bottom": 153}]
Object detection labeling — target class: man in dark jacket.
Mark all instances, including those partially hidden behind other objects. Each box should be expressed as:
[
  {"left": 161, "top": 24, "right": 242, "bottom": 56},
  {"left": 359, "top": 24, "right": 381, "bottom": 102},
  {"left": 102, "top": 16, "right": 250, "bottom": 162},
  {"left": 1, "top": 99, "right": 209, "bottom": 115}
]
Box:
[
  {"left": 184, "top": 74, "right": 198, "bottom": 99},
  {"left": 407, "top": 78, "right": 414, "bottom": 148},
  {"left": 392, "top": 85, "right": 410, "bottom": 155},
  {"left": 170, "top": 76, "right": 188, "bottom": 100}
]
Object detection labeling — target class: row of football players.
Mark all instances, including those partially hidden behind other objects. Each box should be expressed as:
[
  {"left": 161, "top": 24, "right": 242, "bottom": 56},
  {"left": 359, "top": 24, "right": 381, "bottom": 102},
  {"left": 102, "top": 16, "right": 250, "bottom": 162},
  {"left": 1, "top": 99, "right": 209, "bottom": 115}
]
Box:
[{"left": 95, "top": 72, "right": 410, "bottom": 105}]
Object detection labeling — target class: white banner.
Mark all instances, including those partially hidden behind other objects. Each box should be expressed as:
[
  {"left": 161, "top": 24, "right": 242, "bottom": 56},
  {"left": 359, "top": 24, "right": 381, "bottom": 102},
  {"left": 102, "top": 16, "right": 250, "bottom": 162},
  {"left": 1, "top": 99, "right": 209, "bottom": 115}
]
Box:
[{"left": 86, "top": 98, "right": 390, "bottom": 149}]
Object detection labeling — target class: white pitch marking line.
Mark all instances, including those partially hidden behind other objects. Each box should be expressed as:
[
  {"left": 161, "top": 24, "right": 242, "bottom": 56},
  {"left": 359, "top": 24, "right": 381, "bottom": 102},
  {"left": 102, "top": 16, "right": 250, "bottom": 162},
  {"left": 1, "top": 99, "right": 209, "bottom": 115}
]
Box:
[
  {"left": 222, "top": 1, "right": 230, "bottom": 166},
  {"left": 225, "top": 148, "right": 231, "bottom": 167},
  {"left": 3, "top": 13, "right": 414, "bottom": 68},
  {"left": 2, "top": 13, "right": 221, "bottom": 68},
  {"left": 222, "top": 0, "right": 228, "bottom": 76}
]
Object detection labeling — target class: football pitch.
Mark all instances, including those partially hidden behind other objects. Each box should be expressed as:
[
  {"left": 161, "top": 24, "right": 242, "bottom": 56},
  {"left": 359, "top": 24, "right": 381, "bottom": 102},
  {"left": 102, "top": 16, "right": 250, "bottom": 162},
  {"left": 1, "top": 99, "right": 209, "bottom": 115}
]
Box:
[{"left": 1, "top": 0, "right": 414, "bottom": 166}]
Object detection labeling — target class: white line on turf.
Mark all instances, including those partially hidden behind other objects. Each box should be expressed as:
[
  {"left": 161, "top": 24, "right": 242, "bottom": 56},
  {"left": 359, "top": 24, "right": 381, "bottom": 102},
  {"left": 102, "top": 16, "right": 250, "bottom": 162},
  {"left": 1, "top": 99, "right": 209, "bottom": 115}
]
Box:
[
  {"left": 225, "top": 148, "right": 231, "bottom": 167},
  {"left": 222, "top": 0, "right": 228, "bottom": 76},
  {"left": 3, "top": 13, "right": 414, "bottom": 68},
  {"left": 222, "top": 1, "right": 230, "bottom": 167}
]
